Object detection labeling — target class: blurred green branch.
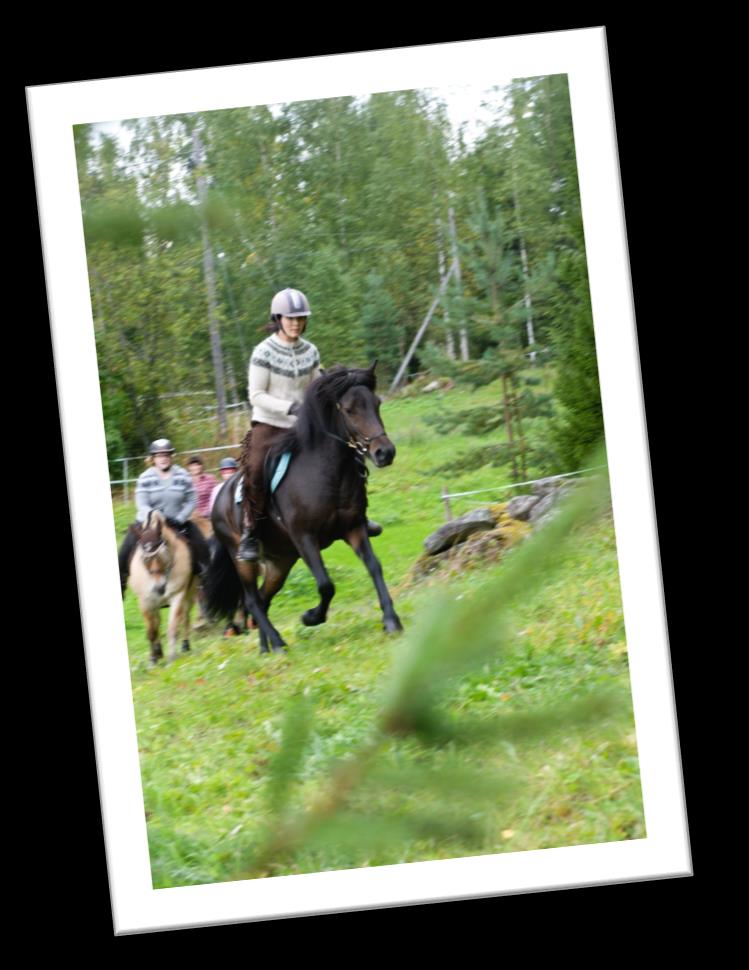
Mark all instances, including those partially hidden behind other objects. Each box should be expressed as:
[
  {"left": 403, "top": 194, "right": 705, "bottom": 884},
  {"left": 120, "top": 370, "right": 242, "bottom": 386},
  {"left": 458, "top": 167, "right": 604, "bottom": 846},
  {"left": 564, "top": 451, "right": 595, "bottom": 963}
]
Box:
[{"left": 236, "top": 444, "right": 623, "bottom": 878}]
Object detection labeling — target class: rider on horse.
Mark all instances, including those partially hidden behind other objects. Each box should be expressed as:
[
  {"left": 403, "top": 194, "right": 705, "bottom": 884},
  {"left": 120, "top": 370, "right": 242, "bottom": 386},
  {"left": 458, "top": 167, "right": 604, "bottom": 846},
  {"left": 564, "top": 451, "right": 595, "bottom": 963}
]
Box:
[
  {"left": 237, "top": 288, "right": 381, "bottom": 562},
  {"left": 118, "top": 438, "right": 211, "bottom": 595}
]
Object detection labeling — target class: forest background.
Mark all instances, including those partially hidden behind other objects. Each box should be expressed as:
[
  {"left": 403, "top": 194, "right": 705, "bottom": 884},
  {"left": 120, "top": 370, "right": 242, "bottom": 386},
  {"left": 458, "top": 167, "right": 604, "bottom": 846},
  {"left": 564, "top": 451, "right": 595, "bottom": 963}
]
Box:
[{"left": 74, "top": 74, "right": 602, "bottom": 480}]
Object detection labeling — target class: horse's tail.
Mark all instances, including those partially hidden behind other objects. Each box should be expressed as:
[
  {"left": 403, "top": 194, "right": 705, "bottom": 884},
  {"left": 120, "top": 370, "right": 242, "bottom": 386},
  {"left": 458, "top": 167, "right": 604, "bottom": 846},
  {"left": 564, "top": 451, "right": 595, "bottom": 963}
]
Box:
[{"left": 202, "top": 538, "right": 243, "bottom": 620}]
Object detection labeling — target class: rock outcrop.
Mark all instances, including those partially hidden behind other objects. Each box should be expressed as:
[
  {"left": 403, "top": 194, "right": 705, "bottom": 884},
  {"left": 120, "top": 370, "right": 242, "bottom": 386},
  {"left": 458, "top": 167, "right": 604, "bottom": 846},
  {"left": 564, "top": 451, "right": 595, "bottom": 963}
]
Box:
[
  {"left": 423, "top": 509, "right": 497, "bottom": 555},
  {"left": 413, "top": 476, "right": 582, "bottom": 584}
]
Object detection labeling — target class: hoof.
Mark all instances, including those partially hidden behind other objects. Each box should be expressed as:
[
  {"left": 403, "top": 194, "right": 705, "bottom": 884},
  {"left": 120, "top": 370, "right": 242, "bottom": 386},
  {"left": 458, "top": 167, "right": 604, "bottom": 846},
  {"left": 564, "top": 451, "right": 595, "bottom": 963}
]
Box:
[
  {"left": 383, "top": 617, "right": 403, "bottom": 634},
  {"left": 259, "top": 642, "right": 286, "bottom": 655},
  {"left": 301, "top": 609, "right": 325, "bottom": 627},
  {"left": 182, "top": 639, "right": 190, "bottom": 653}
]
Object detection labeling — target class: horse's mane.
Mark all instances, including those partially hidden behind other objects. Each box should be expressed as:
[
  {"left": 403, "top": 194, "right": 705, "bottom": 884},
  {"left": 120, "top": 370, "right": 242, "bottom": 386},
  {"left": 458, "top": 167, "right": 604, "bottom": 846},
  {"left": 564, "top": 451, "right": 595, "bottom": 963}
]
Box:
[
  {"left": 139, "top": 509, "right": 183, "bottom": 543},
  {"left": 266, "top": 364, "right": 377, "bottom": 463}
]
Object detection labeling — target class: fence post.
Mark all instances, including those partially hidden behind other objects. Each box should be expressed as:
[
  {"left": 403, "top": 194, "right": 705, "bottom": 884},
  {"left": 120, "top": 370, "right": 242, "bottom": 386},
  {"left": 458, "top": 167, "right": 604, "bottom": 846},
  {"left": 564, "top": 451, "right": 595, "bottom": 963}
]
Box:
[
  {"left": 123, "top": 458, "right": 129, "bottom": 504},
  {"left": 442, "top": 486, "right": 453, "bottom": 522}
]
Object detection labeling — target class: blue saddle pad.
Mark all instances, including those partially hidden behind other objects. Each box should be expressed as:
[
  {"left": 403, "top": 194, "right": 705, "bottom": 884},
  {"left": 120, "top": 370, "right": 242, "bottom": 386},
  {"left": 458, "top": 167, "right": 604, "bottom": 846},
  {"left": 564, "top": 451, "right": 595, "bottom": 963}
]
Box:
[
  {"left": 270, "top": 451, "right": 292, "bottom": 494},
  {"left": 233, "top": 453, "right": 291, "bottom": 507}
]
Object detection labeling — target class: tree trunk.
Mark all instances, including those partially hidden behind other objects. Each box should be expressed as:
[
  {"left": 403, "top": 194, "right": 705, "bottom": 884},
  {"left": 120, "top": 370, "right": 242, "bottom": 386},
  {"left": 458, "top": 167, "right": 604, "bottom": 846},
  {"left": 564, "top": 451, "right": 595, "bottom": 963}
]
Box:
[
  {"left": 448, "top": 206, "right": 469, "bottom": 360},
  {"left": 193, "top": 128, "right": 228, "bottom": 436},
  {"left": 436, "top": 214, "right": 455, "bottom": 359}
]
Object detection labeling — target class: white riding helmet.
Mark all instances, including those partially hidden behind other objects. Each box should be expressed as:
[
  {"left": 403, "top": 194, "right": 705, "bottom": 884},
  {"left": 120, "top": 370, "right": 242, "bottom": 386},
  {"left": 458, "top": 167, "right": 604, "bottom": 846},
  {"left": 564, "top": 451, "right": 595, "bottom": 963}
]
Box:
[{"left": 271, "top": 288, "right": 311, "bottom": 318}]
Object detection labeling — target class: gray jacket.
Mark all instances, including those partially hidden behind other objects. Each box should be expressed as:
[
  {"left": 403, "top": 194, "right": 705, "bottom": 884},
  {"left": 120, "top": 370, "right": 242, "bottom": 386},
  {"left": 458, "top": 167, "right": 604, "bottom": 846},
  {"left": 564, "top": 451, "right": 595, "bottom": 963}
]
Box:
[{"left": 135, "top": 464, "right": 196, "bottom": 524}]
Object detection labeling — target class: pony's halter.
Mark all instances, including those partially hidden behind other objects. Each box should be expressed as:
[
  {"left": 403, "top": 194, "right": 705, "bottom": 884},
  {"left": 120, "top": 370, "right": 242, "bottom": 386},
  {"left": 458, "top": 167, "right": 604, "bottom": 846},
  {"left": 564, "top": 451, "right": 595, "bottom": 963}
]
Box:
[{"left": 142, "top": 539, "right": 170, "bottom": 578}]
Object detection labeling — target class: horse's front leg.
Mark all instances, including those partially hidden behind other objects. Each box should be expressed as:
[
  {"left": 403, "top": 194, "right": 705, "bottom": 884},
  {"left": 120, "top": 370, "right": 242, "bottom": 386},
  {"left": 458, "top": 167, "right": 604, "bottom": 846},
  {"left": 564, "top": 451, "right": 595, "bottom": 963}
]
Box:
[
  {"left": 296, "top": 535, "right": 335, "bottom": 627},
  {"left": 144, "top": 608, "right": 163, "bottom": 664},
  {"left": 345, "top": 525, "right": 403, "bottom": 634}
]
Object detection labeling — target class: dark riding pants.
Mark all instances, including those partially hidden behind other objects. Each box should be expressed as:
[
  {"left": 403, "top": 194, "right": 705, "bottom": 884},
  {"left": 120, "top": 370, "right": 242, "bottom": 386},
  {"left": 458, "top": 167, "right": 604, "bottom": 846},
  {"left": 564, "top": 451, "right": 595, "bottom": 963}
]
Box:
[{"left": 244, "top": 422, "right": 288, "bottom": 528}]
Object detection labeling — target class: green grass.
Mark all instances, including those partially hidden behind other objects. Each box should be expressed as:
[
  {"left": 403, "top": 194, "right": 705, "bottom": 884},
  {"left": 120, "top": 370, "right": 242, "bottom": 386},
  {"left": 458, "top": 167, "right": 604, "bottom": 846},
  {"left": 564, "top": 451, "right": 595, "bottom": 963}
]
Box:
[{"left": 116, "top": 378, "right": 643, "bottom": 887}]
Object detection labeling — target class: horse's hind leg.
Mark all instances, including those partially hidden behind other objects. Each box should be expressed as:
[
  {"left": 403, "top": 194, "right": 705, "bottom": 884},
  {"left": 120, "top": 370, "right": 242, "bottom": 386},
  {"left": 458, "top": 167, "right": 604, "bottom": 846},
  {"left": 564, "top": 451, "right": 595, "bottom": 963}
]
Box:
[
  {"left": 256, "top": 557, "right": 297, "bottom": 654},
  {"left": 166, "top": 591, "right": 189, "bottom": 663},
  {"left": 296, "top": 535, "right": 335, "bottom": 627},
  {"left": 236, "top": 562, "right": 287, "bottom": 655},
  {"left": 345, "top": 526, "right": 403, "bottom": 634},
  {"left": 182, "top": 577, "right": 198, "bottom": 654}
]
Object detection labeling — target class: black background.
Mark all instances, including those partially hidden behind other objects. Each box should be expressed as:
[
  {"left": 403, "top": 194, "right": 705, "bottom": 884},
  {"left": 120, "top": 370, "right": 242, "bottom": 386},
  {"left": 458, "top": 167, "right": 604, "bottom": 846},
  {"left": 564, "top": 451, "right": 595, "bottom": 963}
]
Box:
[{"left": 25, "top": 20, "right": 697, "bottom": 948}]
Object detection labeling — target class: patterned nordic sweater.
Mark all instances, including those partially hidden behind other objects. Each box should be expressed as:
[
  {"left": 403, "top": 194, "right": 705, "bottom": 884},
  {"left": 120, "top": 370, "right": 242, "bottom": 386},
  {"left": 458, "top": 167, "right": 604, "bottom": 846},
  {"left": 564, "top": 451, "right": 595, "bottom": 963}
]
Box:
[
  {"left": 248, "top": 334, "right": 322, "bottom": 428},
  {"left": 135, "top": 464, "right": 196, "bottom": 524}
]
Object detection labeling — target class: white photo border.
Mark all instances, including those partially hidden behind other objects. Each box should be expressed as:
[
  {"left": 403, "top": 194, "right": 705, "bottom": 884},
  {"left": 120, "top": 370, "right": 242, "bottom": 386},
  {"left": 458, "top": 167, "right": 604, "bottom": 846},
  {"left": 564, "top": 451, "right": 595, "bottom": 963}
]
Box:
[{"left": 27, "top": 29, "right": 690, "bottom": 934}]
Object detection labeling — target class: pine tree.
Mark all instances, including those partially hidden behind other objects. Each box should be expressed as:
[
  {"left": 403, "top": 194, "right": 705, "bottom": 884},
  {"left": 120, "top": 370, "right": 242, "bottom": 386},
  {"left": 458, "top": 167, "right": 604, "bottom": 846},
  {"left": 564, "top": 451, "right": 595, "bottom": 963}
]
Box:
[{"left": 360, "top": 272, "right": 400, "bottom": 379}]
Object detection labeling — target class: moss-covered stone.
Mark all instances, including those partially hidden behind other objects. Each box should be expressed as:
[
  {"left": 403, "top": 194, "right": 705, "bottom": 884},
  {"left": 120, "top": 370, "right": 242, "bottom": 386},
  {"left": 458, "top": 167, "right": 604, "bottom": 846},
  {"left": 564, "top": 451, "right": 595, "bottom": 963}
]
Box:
[{"left": 408, "top": 506, "right": 531, "bottom": 585}]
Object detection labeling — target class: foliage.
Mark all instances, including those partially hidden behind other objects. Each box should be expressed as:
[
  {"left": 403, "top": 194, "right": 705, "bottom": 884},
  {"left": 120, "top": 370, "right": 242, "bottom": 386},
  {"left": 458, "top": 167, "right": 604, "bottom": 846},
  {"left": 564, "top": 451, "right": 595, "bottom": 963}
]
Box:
[
  {"left": 119, "top": 387, "right": 641, "bottom": 885},
  {"left": 195, "top": 449, "right": 629, "bottom": 878},
  {"left": 546, "top": 248, "right": 604, "bottom": 470},
  {"left": 74, "top": 78, "right": 603, "bottom": 466},
  {"left": 359, "top": 272, "right": 401, "bottom": 378}
]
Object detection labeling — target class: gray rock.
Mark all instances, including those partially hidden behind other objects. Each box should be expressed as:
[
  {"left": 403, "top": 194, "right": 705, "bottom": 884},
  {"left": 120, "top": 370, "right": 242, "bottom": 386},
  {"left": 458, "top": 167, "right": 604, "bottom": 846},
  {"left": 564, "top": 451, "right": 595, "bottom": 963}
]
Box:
[
  {"left": 531, "top": 477, "right": 562, "bottom": 498},
  {"left": 529, "top": 483, "right": 577, "bottom": 525},
  {"left": 423, "top": 508, "right": 497, "bottom": 555},
  {"left": 528, "top": 491, "right": 559, "bottom": 523},
  {"left": 506, "top": 494, "right": 541, "bottom": 521}
]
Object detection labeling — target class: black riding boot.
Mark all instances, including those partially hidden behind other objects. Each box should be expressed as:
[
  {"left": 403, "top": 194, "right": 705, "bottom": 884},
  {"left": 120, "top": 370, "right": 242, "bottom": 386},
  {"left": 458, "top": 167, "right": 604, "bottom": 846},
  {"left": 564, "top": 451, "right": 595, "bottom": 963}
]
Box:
[
  {"left": 367, "top": 520, "right": 383, "bottom": 537},
  {"left": 237, "top": 527, "right": 260, "bottom": 562}
]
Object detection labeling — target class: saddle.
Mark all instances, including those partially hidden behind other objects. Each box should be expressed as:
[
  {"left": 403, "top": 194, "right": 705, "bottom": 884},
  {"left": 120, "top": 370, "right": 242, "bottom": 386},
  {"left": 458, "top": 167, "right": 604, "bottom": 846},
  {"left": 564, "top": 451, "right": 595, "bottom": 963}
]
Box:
[
  {"left": 235, "top": 451, "right": 292, "bottom": 505},
  {"left": 233, "top": 450, "right": 294, "bottom": 532}
]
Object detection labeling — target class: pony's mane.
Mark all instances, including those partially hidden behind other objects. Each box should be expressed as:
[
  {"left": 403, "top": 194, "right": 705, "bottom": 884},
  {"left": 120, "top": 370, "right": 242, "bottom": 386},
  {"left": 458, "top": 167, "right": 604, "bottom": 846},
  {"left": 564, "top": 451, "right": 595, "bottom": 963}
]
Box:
[
  {"left": 141, "top": 509, "right": 164, "bottom": 535},
  {"left": 268, "top": 364, "right": 377, "bottom": 462},
  {"left": 140, "top": 509, "right": 182, "bottom": 543}
]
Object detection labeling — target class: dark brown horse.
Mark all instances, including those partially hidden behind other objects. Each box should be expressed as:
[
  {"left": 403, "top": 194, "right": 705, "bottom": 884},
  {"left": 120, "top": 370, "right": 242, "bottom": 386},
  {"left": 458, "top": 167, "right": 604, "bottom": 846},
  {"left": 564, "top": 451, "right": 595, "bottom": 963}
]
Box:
[{"left": 204, "top": 363, "right": 402, "bottom": 654}]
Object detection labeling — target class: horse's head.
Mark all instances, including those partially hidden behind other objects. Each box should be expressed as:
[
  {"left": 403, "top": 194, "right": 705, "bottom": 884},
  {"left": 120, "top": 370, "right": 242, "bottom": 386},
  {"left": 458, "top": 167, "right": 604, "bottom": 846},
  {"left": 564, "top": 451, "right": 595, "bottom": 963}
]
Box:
[
  {"left": 336, "top": 362, "right": 396, "bottom": 468},
  {"left": 293, "top": 361, "right": 396, "bottom": 467},
  {"left": 139, "top": 510, "right": 171, "bottom": 593}
]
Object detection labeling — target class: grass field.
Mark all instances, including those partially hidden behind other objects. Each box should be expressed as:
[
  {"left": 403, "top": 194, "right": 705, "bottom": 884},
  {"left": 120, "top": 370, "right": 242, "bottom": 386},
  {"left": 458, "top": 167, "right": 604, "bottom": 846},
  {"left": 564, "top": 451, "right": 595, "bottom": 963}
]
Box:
[{"left": 115, "top": 378, "right": 644, "bottom": 887}]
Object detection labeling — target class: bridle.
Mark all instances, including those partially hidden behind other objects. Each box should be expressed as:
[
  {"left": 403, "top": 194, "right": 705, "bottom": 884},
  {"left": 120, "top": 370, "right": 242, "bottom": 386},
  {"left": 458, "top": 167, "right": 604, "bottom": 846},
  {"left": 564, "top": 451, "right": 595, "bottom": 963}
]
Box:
[
  {"left": 141, "top": 536, "right": 171, "bottom": 583},
  {"left": 324, "top": 400, "right": 389, "bottom": 477}
]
